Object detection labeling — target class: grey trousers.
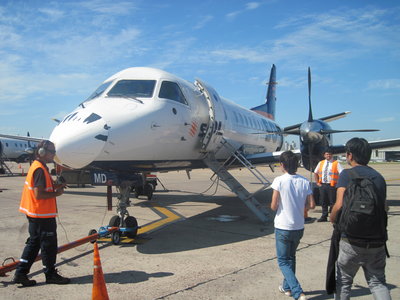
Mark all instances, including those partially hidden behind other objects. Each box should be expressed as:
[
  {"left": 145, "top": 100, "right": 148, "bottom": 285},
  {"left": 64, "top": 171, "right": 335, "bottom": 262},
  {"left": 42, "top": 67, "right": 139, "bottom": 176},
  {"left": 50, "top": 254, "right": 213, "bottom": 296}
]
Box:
[{"left": 335, "top": 239, "right": 391, "bottom": 300}]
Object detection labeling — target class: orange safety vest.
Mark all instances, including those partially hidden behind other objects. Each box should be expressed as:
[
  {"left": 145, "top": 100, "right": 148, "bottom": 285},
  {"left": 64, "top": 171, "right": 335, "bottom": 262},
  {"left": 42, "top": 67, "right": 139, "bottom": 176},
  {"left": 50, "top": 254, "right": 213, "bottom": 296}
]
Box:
[
  {"left": 317, "top": 160, "right": 339, "bottom": 187},
  {"left": 19, "top": 160, "right": 57, "bottom": 218}
]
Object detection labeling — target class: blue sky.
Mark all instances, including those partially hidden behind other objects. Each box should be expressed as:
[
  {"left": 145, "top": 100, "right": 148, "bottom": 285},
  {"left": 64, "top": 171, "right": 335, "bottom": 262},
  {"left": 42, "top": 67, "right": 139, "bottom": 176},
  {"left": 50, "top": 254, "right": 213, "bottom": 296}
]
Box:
[{"left": 1, "top": 0, "right": 399, "bottom": 145}]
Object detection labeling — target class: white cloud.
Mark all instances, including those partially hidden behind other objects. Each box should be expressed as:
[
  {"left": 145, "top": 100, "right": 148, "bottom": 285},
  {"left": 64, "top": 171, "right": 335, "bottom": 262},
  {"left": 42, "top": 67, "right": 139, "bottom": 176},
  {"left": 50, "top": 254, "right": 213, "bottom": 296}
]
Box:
[
  {"left": 194, "top": 15, "right": 214, "bottom": 29},
  {"left": 368, "top": 79, "right": 400, "bottom": 90},
  {"left": 79, "top": 0, "right": 137, "bottom": 15},
  {"left": 246, "top": 2, "right": 261, "bottom": 10},
  {"left": 210, "top": 48, "right": 270, "bottom": 63},
  {"left": 226, "top": 1, "right": 262, "bottom": 20},
  {"left": 214, "top": 7, "right": 400, "bottom": 67},
  {"left": 38, "top": 8, "right": 64, "bottom": 20},
  {"left": 0, "top": 67, "right": 94, "bottom": 105},
  {"left": 0, "top": 25, "right": 22, "bottom": 49},
  {"left": 375, "top": 117, "right": 395, "bottom": 122}
]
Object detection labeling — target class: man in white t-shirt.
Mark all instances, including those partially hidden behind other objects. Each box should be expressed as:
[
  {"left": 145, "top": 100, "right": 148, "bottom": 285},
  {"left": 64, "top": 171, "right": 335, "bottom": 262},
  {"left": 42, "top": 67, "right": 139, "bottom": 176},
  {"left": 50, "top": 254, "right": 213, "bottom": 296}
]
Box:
[{"left": 271, "top": 151, "right": 315, "bottom": 300}]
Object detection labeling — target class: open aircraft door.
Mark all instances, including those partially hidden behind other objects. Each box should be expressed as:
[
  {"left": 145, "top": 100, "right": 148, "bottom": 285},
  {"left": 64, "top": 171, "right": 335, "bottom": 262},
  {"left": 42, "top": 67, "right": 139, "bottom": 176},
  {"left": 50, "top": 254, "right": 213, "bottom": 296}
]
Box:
[{"left": 195, "top": 79, "right": 226, "bottom": 153}]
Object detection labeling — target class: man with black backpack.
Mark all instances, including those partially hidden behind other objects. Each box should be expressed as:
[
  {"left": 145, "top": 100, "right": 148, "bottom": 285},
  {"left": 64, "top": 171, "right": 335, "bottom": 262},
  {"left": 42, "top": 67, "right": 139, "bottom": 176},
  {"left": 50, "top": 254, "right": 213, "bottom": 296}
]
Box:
[{"left": 330, "top": 137, "right": 391, "bottom": 300}]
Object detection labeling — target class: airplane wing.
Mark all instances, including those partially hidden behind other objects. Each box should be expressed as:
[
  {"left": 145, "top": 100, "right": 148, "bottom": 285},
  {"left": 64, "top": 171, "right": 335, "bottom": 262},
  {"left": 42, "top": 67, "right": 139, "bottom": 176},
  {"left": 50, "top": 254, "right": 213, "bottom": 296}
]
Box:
[
  {"left": 330, "top": 138, "right": 400, "bottom": 155},
  {"left": 244, "top": 149, "right": 301, "bottom": 165},
  {"left": 283, "top": 111, "right": 350, "bottom": 132},
  {"left": 245, "top": 138, "right": 400, "bottom": 165},
  {"left": 0, "top": 133, "right": 44, "bottom": 143}
]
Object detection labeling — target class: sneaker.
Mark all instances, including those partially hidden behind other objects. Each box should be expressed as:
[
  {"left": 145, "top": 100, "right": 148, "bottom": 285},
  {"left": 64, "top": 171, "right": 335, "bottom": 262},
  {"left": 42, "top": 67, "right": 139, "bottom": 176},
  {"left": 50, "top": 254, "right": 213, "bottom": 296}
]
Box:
[
  {"left": 298, "top": 294, "right": 308, "bottom": 300},
  {"left": 278, "top": 285, "right": 291, "bottom": 296},
  {"left": 13, "top": 273, "right": 37, "bottom": 287},
  {"left": 45, "top": 269, "right": 70, "bottom": 284},
  {"left": 317, "top": 217, "right": 327, "bottom": 222}
]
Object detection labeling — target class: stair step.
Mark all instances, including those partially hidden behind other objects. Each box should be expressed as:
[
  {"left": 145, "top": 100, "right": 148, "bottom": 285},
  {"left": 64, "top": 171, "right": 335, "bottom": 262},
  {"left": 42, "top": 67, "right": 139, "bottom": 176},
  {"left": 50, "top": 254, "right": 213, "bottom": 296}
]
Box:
[{"left": 203, "top": 152, "right": 270, "bottom": 223}]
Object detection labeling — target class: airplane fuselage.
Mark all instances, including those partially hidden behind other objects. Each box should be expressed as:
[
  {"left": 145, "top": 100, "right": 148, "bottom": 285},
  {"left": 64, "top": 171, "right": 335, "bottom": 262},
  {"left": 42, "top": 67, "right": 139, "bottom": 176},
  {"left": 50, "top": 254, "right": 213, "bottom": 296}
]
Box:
[
  {"left": 0, "top": 138, "right": 36, "bottom": 163},
  {"left": 50, "top": 67, "right": 283, "bottom": 173}
]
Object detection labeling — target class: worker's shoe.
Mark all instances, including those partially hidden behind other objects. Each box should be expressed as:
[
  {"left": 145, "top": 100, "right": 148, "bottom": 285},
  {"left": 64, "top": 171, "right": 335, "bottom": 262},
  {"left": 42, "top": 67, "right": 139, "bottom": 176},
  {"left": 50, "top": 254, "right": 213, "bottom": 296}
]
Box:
[
  {"left": 13, "top": 273, "right": 37, "bottom": 287},
  {"left": 45, "top": 269, "right": 70, "bottom": 284}
]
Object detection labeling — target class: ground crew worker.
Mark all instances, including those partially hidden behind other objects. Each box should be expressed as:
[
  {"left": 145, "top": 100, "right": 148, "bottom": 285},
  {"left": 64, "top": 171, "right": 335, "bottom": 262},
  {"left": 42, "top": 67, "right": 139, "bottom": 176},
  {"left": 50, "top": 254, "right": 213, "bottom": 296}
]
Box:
[
  {"left": 314, "top": 148, "right": 343, "bottom": 222},
  {"left": 13, "top": 140, "right": 70, "bottom": 287}
]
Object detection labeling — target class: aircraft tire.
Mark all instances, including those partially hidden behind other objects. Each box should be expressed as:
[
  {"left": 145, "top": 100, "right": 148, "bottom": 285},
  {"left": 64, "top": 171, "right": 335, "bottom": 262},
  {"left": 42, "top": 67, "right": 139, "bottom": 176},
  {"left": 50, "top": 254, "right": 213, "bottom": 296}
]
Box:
[
  {"left": 145, "top": 183, "right": 154, "bottom": 200},
  {"left": 109, "top": 215, "right": 121, "bottom": 227},
  {"left": 125, "top": 216, "right": 138, "bottom": 238},
  {"left": 133, "top": 186, "right": 143, "bottom": 198}
]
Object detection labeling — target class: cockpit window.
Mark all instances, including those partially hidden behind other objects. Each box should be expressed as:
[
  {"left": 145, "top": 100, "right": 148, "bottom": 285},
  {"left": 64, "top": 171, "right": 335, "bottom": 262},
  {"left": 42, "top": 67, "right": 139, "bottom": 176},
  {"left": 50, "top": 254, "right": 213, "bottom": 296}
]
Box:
[
  {"left": 85, "top": 81, "right": 113, "bottom": 102},
  {"left": 159, "top": 81, "right": 188, "bottom": 105},
  {"left": 107, "top": 80, "right": 156, "bottom": 98}
]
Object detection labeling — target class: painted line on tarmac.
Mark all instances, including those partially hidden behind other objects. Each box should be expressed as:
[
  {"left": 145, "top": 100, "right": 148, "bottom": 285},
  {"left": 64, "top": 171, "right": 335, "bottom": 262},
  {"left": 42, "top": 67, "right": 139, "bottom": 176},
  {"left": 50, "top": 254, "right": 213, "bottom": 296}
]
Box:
[{"left": 138, "top": 203, "right": 184, "bottom": 235}]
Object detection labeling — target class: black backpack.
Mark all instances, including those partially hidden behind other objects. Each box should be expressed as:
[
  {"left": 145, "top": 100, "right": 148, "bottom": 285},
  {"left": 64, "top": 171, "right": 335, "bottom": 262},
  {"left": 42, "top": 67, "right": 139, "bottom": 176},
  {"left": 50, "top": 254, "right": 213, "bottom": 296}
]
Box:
[{"left": 338, "top": 168, "right": 388, "bottom": 243}]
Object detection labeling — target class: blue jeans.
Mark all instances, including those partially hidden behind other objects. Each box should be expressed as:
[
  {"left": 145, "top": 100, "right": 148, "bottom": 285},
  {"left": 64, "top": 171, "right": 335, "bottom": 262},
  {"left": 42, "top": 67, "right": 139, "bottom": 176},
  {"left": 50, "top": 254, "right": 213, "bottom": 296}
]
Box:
[
  {"left": 275, "top": 228, "right": 304, "bottom": 299},
  {"left": 335, "top": 239, "right": 391, "bottom": 300}
]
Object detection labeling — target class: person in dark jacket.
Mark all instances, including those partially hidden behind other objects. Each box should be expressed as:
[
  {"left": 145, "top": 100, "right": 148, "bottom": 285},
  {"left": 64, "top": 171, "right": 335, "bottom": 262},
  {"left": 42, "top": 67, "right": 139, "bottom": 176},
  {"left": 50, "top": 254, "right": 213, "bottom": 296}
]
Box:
[{"left": 330, "top": 138, "right": 391, "bottom": 300}]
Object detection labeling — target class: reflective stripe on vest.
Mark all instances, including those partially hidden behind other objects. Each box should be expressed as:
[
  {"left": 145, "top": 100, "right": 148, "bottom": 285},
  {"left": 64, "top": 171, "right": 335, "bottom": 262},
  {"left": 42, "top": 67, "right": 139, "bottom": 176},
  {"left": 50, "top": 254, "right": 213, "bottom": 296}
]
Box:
[
  {"left": 19, "top": 160, "right": 57, "bottom": 218},
  {"left": 317, "top": 160, "right": 339, "bottom": 187}
]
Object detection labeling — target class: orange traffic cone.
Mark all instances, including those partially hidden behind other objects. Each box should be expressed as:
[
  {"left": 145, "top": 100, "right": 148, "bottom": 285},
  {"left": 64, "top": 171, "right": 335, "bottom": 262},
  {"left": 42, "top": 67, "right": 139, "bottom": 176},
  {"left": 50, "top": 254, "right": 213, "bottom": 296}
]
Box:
[
  {"left": 92, "top": 242, "right": 109, "bottom": 300},
  {"left": 18, "top": 164, "right": 24, "bottom": 175}
]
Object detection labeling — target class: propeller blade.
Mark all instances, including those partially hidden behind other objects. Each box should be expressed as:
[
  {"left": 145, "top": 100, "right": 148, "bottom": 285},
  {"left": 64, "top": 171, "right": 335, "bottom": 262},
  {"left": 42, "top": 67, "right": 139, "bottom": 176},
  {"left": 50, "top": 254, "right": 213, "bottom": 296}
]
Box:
[
  {"left": 320, "top": 129, "right": 379, "bottom": 134},
  {"left": 250, "top": 129, "right": 300, "bottom": 135},
  {"left": 308, "top": 67, "right": 313, "bottom": 122}
]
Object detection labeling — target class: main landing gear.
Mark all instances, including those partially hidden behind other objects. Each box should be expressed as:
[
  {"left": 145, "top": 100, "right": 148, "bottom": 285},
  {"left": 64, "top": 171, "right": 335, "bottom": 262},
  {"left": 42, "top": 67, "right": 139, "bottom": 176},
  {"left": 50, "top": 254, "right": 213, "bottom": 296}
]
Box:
[{"left": 132, "top": 174, "right": 157, "bottom": 200}]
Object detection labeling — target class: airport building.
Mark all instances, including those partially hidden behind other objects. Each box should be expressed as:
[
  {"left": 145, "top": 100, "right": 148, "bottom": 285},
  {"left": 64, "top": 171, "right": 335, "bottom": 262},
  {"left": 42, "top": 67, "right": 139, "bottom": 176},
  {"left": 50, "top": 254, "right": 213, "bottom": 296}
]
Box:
[{"left": 371, "top": 146, "right": 400, "bottom": 162}]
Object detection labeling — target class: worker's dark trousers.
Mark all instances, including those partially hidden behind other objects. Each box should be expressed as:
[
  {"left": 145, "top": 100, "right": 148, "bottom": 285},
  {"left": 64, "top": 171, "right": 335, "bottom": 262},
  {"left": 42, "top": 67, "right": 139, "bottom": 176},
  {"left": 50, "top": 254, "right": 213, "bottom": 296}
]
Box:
[
  {"left": 319, "top": 184, "right": 337, "bottom": 219},
  {"left": 15, "top": 217, "right": 58, "bottom": 275}
]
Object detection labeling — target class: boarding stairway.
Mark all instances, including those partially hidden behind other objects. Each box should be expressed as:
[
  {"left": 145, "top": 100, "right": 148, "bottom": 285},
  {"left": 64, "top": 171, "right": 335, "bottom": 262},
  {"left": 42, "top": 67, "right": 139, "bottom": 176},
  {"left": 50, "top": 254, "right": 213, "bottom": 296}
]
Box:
[
  {"left": 0, "top": 154, "right": 13, "bottom": 175},
  {"left": 202, "top": 139, "right": 271, "bottom": 223}
]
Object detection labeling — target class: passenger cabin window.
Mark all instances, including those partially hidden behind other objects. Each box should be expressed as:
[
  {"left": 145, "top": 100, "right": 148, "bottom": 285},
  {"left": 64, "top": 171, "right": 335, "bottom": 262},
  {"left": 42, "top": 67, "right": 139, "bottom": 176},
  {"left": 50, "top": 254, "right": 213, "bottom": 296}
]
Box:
[
  {"left": 159, "top": 81, "right": 188, "bottom": 105},
  {"left": 107, "top": 80, "right": 156, "bottom": 98}
]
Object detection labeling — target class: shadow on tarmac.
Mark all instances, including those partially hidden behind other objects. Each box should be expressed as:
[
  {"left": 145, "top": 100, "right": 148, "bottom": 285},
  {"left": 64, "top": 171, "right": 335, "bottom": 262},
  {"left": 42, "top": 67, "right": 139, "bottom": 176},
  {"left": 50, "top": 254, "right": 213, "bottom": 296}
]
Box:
[
  {"left": 134, "top": 189, "right": 275, "bottom": 255},
  {"left": 61, "top": 187, "right": 276, "bottom": 258},
  {"left": 73, "top": 270, "right": 174, "bottom": 285}
]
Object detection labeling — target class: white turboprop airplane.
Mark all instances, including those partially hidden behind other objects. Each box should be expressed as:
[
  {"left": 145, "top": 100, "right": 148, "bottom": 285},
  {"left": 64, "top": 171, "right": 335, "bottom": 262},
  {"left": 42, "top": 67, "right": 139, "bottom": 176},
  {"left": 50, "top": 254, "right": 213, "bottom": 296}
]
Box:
[
  {"left": 2, "top": 65, "right": 400, "bottom": 230},
  {"left": 0, "top": 134, "right": 37, "bottom": 173}
]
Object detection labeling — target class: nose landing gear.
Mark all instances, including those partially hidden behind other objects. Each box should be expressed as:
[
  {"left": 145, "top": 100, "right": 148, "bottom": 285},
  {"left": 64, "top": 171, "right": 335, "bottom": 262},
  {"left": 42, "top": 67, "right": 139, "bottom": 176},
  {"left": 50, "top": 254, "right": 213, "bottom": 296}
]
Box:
[{"left": 89, "top": 172, "right": 157, "bottom": 245}]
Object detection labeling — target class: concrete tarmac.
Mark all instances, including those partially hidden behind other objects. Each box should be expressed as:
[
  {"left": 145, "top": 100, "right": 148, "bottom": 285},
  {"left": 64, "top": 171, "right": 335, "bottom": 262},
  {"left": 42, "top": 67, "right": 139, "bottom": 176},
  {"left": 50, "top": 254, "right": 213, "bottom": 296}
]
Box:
[{"left": 0, "top": 162, "right": 399, "bottom": 300}]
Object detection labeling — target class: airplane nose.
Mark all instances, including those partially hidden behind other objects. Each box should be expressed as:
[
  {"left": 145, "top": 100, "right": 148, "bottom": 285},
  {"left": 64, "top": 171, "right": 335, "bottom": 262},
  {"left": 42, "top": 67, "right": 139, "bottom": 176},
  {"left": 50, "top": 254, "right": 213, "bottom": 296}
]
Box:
[{"left": 50, "top": 111, "right": 109, "bottom": 169}]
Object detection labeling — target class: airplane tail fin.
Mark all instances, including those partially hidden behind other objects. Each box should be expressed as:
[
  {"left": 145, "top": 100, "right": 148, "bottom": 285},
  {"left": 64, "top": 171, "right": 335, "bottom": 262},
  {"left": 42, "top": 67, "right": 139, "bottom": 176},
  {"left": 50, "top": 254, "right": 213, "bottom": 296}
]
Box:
[{"left": 251, "top": 64, "right": 276, "bottom": 120}]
